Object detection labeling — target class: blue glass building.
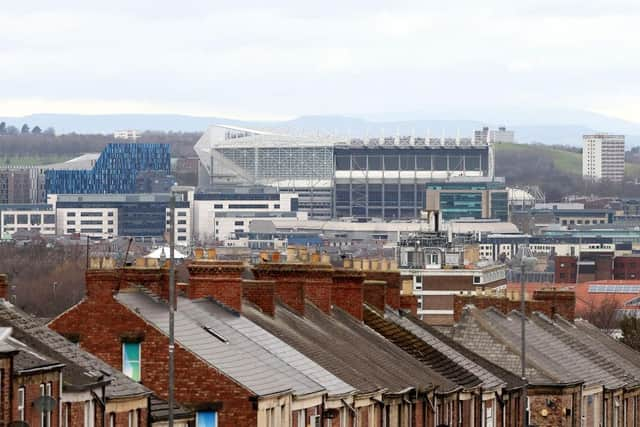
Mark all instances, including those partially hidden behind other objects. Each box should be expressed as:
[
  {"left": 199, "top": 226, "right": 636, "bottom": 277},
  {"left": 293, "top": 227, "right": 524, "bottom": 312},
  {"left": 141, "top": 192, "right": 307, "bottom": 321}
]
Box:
[
  {"left": 45, "top": 143, "right": 171, "bottom": 195},
  {"left": 426, "top": 179, "right": 508, "bottom": 222}
]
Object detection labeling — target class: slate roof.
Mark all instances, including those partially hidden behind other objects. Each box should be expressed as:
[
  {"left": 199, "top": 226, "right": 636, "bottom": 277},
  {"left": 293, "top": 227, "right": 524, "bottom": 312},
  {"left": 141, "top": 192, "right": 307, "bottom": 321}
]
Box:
[
  {"left": 116, "top": 290, "right": 325, "bottom": 397},
  {"left": 242, "top": 300, "right": 455, "bottom": 394},
  {"left": 573, "top": 319, "right": 640, "bottom": 373},
  {"left": 188, "top": 298, "right": 354, "bottom": 397},
  {"left": 381, "top": 306, "right": 524, "bottom": 390},
  {"left": 0, "top": 300, "right": 149, "bottom": 399},
  {"left": 530, "top": 313, "right": 638, "bottom": 389},
  {"left": 451, "top": 306, "right": 628, "bottom": 389},
  {"left": 149, "top": 395, "right": 194, "bottom": 422},
  {"left": 362, "top": 305, "right": 482, "bottom": 390},
  {"left": 451, "top": 307, "right": 552, "bottom": 384}
]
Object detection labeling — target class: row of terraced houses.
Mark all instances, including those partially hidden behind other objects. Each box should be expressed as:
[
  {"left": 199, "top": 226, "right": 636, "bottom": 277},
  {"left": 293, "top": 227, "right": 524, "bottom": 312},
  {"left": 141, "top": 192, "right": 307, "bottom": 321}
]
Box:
[{"left": 0, "top": 247, "right": 639, "bottom": 426}]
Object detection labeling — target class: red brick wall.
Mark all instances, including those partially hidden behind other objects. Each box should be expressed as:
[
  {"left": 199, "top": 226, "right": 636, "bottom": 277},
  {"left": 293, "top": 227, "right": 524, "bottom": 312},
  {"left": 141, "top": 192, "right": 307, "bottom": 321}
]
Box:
[
  {"left": 399, "top": 295, "right": 418, "bottom": 315},
  {"left": 12, "top": 371, "right": 61, "bottom": 427},
  {"left": 187, "top": 261, "right": 245, "bottom": 311},
  {"left": 302, "top": 269, "right": 334, "bottom": 315},
  {"left": 252, "top": 264, "right": 308, "bottom": 315},
  {"left": 364, "top": 271, "right": 401, "bottom": 309},
  {"left": 0, "top": 356, "right": 11, "bottom": 425},
  {"left": 363, "top": 280, "right": 386, "bottom": 311},
  {"left": 49, "top": 272, "right": 257, "bottom": 425},
  {"left": 242, "top": 280, "right": 276, "bottom": 316},
  {"left": 0, "top": 274, "right": 7, "bottom": 300},
  {"left": 614, "top": 257, "right": 640, "bottom": 280},
  {"left": 453, "top": 290, "right": 576, "bottom": 322},
  {"left": 332, "top": 270, "right": 365, "bottom": 321},
  {"left": 555, "top": 256, "right": 577, "bottom": 283}
]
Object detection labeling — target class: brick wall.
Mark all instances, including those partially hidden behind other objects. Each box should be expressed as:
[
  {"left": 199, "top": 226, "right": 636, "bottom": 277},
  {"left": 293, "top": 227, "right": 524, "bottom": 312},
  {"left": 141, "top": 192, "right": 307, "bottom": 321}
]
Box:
[
  {"left": 399, "top": 295, "right": 418, "bottom": 316},
  {"left": 332, "top": 269, "right": 365, "bottom": 321},
  {"left": 0, "top": 274, "right": 7, "bottom": 300},
  {"left": 242, "top": 280, "right": 276, "bottom": 316},
  {"left": 363, "top": 280, "right": 386, "bottom": 311},
  {"left": 555, "top": 256, "right": 577, "bottom": 283},
  {"left": 614, "top": 257, "right": 640, "bottom": 280},
  {"left": 0, "top": 356, "right": 11, "bottom": 425},
  {"left": 50, "top": 269, "right": 257, "bottom": 425},
  {"left": 12, "top": 370, "right": 61, "bottom": 427},
  {"left": 187, "top": 260, "right": 245, "bottom": 311},
  {"left": 453, "top": 289, "right": 576, "bottom": 322},
  {"left": 363, "top": 271, "right": 401, "bottom": 310},
  {"left": 252, "top": 264, "right": 307, "bottom": 315}
]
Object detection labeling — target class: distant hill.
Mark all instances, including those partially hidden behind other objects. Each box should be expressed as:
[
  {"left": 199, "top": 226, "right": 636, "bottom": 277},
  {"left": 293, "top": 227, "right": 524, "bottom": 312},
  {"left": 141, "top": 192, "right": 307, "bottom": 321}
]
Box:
[
  {"left": 1, "top": 109, "right": 640, "bottom": 146},
  {"left": 495, "top": 142, "right": 640, "bottom": 177}
]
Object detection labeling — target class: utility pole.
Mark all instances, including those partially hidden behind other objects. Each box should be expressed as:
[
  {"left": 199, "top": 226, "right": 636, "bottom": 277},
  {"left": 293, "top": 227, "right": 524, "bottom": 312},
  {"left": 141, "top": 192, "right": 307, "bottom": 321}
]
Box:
[
  {"left": 520, "top": 260, "right": 527, "bottom": 427},
  {"left": 169, "top": 193, "right": 176, "bottom": 426}
]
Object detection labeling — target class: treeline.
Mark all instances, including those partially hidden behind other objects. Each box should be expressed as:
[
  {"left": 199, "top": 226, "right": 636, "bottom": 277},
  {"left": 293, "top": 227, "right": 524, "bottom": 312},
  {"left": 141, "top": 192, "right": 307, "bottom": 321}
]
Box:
[
  {"left": 0, "top": 131, "right": 201, "bottom": 158},
  {"left": 0, "top": 243, "right": 87, "bottom": 317},
  {"left": 496, "top": 147, "right": 640, "bottom": 200},
  {"left": 0, "top": 121, "right": 54, "bottom": 136}
]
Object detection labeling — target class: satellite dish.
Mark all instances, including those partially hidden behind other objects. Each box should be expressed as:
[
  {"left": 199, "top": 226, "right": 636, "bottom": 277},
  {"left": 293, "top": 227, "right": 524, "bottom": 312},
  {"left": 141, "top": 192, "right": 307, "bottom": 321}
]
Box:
[{"left": 33, "top": 395, "right": 57, "bottom": 412}]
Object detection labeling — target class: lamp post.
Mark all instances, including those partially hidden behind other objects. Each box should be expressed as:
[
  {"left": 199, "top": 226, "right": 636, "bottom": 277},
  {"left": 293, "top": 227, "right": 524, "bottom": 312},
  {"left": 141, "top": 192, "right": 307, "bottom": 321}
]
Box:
[
  {"left": 160, "top": 194, "right": 177, "bottom": 426},
  {"left": 512, "top": 246, "right": 536, "bottom": 427}
]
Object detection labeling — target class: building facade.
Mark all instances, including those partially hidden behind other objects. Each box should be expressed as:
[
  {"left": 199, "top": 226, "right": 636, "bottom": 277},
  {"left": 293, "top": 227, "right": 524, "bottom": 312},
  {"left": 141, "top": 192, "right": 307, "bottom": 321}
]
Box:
[
  {"left": 194, "top": 125, "right": 496, "bottom": 220},
  {"left": 583, "top": 133, "right": 625, "bottom": 182},
  {"left": 425, "top": 179, "right": 508, "bottom": 222},
  {"left": 0, "top": 204, "right": 56, "bottom": 239},
  {"left": 45, "top": 143, "right": 171, "bottom": 195}
]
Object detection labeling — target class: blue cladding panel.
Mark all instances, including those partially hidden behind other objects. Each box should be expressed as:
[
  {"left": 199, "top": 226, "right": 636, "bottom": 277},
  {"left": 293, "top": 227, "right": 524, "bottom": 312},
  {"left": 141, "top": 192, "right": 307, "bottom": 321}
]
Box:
[{"left": 45, "top": 143, "right": 170, "bottom": 195}]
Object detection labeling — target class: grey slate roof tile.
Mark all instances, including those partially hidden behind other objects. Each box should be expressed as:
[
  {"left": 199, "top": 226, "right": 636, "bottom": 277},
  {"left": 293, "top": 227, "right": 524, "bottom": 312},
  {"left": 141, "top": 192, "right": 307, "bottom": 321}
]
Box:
[
  {"left": 0, "top": 301, "right": 149, "bottom": 399},
  {"left": 382, "top": 307, "right": 512, "bottom": 391},
  {"left": 190, "top": 298, "right": 354, "bottom": 397},
  {"left": 116, "top": 291, "right": 325, "bottom": 397},
  {"left": 243, "top": 300, "right": 455, "bottom": 394}
]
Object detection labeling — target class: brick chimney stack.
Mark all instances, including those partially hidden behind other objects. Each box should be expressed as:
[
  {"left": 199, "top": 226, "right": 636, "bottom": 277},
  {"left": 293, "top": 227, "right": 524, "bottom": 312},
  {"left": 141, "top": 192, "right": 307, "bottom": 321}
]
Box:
[
  {"left": 86, "top": 257, "right": 120, "bottom": 299},
  {"left": 187, "top": 249, "right": 245, "bottom": 312},
  {"left": 359, "top": 259, "right": 402, "bottom": 310},
  {"left": 332, "top": 268, "right": 365, "bottom": 321},
  {"left": 363, "top": 280, "right": 387, "bottom": 311},
  {"left": 242, "top": 280, "right": 276, "bottom": 316},
  {"left": 121, "top": 257, "right": 169, "bottom": 299},
  {"left": 0, "top": 274, "right": 8, "bottom": 300},
  {"left": 252, "top": 248, "right": 333, "bottom": 315}
]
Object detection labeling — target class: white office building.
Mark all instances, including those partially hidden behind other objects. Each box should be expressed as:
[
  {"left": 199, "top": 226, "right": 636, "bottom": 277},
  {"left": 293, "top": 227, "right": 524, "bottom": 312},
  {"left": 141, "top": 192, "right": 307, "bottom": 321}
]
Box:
[
  {"left": 583, "top": 133, "right": 625, "bottom": 182},
  {"left": 192, "top": 191, "right": 307, "bottom": 242},
  {"left": 0, "top": 205, "right": 56, "bottom": 239}
]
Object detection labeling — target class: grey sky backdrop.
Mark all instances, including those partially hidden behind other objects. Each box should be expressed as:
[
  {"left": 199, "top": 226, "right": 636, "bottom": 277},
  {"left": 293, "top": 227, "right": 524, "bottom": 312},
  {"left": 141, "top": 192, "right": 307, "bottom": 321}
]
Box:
[{"left": 3, "top": 0, "right": 640, "bottom": 124}]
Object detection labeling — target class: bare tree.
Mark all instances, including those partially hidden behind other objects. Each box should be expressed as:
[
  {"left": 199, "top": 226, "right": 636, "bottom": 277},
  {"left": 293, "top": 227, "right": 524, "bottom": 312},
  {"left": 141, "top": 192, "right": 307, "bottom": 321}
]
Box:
[{"left": 579, "top": 297, "right": 622, "bottom": 333}]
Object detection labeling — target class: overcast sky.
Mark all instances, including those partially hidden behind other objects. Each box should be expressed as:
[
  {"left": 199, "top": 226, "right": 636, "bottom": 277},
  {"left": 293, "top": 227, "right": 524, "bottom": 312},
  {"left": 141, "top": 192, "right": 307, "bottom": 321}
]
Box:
[{"left": 2, "top": 0, "right": 640, "bottom": 122}]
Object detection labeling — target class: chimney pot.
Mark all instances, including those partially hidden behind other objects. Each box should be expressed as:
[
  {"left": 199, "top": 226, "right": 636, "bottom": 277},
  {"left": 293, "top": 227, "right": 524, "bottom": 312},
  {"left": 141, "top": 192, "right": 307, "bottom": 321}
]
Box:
[
  {"left": 207, "top": 248, "right": 217, "bottom": 260},
  {"left": 353, "top": 259, "right": 363, "bottom": 270},
  {"left": 361, "top": 259, "right": 371, "bottom": 271},
  {"left": 311, "top": 253, "right": 321, "bottom": 264},
  {"left": 194, "top": 247, "right": 204, "bottom": 259},
  {"left": 271, "top": 251, "right": 281, "bottom": 263},
  {"left": 286, "top": 246, "right": 298, "bottom": 263},
  {"left": 343, "top": 258, "right": 353, "bottom": 268},
  {"left": 321, "top": 253, "right": 331, "bottom": 264}
]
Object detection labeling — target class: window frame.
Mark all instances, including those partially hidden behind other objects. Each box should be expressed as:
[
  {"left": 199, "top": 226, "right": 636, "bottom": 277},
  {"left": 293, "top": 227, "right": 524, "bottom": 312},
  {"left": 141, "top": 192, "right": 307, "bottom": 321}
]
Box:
[
  {"left": 122, "top": 341, "right": 141, "bottom": 382},
  {"left": 196, "top": 410, "right": 219, "bottom": 427},
  {"left": 18, "top": 386, "right": 25, "bottom": 421}
]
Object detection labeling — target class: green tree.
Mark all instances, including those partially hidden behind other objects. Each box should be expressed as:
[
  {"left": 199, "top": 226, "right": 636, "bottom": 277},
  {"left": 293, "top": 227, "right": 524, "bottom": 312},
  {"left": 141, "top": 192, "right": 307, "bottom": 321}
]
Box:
[
  {"left": 6, "top": 126, "right": 18, "bottom": 135},
  {"left": 0, "top": 122, "right": 6, "bottom": 134},
  {"left": 20, "top": 124, "right": 30, "bottom": 134},
  {"left": 32, "top": 126, "right": 42, "bottom": 134},
  {"left": 620, "top": 316, "right": 640, "bottom": 351},
  {"left": 44, "top": 127, "right": 55, "bottom": 136}
]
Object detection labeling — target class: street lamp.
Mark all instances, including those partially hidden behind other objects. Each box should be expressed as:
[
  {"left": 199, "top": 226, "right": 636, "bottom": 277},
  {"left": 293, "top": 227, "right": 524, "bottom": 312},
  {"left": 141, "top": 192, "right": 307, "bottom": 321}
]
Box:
[{"left": 510, "top": 246, "right": 537, "bottom": 426}]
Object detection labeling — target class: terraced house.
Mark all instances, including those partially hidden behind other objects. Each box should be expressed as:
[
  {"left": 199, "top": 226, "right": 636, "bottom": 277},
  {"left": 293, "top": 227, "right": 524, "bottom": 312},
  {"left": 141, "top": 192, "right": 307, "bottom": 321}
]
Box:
[{"left": 38, "top": 249, "right": 640, "bottom": 427}]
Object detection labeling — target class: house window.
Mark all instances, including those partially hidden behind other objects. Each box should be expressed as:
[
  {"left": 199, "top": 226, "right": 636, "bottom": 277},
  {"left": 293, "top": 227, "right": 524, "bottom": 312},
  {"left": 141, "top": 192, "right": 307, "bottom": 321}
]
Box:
[
  {"left": 297, "top": 409, "right": 305, "bottom": 427},
  {"left": 196, "top": 410, "right": 218, "bottom": 427},
  {"left": 109, "top": 413, "right": 115, "bottom": 427},
  {"left": 18, "top": 386, "right": 25, "bottom": 420},
  {"left": 84, "top": 401, "right": 94, "bottom": 427},
  {"left": 128, "top": 410, "right": 138, "bottom": 427},
  {"left": 122, "top": 342, "right": 141, "bottom": 381},
  {"left": 41, "top": 382, "right": 52, "bottom": 427}
]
